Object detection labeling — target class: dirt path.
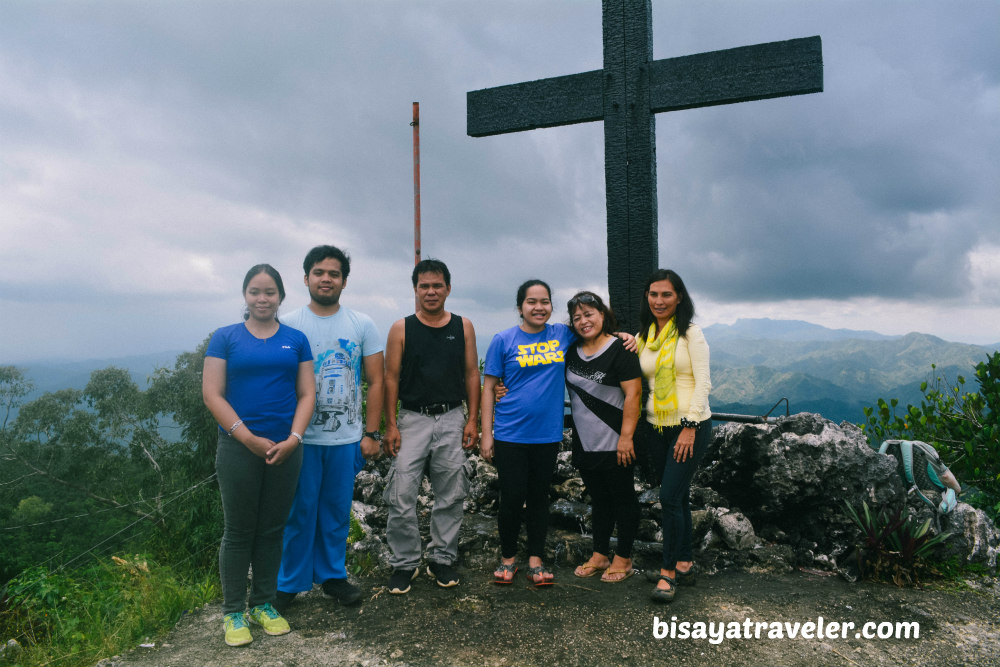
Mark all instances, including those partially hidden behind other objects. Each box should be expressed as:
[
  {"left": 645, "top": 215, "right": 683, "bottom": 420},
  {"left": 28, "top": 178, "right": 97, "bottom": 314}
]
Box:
[{"left": 97, "top": 567, "right": 999, "bottom": 667}]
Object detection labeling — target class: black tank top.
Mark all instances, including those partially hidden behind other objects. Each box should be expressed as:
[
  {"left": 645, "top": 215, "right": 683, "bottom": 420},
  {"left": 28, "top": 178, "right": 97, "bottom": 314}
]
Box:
[{"left": 399, "top": 313, "right": 467, "bottom": 406}]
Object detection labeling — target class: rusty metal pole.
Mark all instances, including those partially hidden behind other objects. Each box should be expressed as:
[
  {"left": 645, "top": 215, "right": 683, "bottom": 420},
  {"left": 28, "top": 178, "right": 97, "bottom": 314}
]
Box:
[{"left": 411, "top": 102, "right": 421, "bottom": 266}]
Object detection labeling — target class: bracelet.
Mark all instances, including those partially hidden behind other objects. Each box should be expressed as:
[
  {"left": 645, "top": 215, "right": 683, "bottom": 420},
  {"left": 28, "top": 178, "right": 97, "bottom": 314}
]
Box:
[
  {"left": 680, "top": 418, "right": 700, "bottom": 430},
  {"left": 228, "top": 419, "right": 244, "bottom": 435},
  {"left": 290, "top": 431, "right": 303, "bottom": 445}
]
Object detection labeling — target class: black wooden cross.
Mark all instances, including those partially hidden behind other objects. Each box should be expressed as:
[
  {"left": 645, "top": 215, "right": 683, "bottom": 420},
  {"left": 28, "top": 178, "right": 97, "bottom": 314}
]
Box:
[{"left": 468, "top": 0, "right": 822, "bottom": 330}]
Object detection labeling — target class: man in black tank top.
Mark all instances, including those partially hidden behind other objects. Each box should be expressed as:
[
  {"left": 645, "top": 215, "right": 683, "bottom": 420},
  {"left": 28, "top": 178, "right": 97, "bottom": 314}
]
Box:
[{"left": 383, "top": 259, "right": 481, "bottom": 593}]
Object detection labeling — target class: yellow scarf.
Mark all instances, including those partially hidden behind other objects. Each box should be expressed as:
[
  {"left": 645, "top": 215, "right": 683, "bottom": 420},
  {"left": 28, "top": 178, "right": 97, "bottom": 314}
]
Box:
[{"left": 638, "top": 318, "right": 679, "bottom": 425}]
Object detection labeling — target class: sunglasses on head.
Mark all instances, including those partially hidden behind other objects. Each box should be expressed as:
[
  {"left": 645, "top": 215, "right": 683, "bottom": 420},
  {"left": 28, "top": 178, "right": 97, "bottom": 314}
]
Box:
[{"left": 568, "top": 293, "right": 598, "bottom": 308}]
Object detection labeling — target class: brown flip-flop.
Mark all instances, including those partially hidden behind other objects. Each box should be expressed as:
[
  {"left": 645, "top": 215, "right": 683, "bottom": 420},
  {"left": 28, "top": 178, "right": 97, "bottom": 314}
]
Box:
[
  {"left": 573, "top": 562, "right": 608, "bottom": 578},
  {"left": 600, "top": 567, "right": 635, "bottom": 583}
]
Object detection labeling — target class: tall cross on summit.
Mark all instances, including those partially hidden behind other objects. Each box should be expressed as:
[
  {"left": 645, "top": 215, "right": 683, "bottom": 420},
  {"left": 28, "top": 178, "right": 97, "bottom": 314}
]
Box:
[{"left": 468, "top": 0, "right": 823, "bottom": 329}]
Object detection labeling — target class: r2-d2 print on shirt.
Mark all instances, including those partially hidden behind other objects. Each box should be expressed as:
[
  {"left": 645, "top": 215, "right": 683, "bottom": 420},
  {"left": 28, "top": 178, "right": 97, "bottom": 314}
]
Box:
[{"left": 313, "top": 343, "right": 361, "bottom": 432}]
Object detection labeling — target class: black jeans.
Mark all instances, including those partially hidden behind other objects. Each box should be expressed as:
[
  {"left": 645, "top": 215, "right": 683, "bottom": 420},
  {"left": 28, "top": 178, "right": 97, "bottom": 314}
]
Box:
[
  {"left": 493, "top": 440, "right": 559, "bottom": 560},
  {"left": 640, "top": 420, "right": 712, "bottom": 569}
]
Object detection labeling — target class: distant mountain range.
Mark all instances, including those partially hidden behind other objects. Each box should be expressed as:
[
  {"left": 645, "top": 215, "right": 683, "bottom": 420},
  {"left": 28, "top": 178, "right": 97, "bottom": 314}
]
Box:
[
  {"left": 6, "top": 319, "right": 998, "bottom": 427},
  {"left": 12, "top": 351, "right": 183, "bottom": 398},
  {"left": 703, "top": 319, "right": 998, "bottom": 424},
  {"left": 704, "top": 318, "right": 893, "bottom": 343}
]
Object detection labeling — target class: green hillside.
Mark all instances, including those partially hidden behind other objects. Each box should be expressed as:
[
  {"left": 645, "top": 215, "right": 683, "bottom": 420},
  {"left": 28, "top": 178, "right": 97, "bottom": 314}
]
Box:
[{"left": 706, "top": 324, "right": 996, "bottom": 424}]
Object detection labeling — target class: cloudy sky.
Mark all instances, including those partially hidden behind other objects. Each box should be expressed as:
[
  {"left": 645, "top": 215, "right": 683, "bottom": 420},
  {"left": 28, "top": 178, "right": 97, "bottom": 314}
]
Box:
[{"left": 2, "top": 0, "right": 998, "bottom": 364}]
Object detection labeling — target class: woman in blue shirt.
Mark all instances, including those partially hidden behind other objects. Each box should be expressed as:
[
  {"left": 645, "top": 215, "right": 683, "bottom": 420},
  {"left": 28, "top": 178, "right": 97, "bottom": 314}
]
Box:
[
  {"left": 202, "top": 264, "right": 314, "bottom": 646},
  {"left": 480, "top": 280, "right": 571, "bottom": 586}
]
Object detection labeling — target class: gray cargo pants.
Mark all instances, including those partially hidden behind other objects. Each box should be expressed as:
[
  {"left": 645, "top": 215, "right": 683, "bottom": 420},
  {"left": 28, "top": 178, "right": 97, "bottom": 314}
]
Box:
[{"left": 384, "top": 406, "right": 469, "bottom": 570}]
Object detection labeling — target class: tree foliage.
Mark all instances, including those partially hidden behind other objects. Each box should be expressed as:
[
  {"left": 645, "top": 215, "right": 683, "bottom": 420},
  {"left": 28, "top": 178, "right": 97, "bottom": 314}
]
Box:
[
  {"left": 0, "top": 338, "right": 221, "bottom": 583},
  {"left": 0, "top": 365, "right": 33, "bottom": 431},
  {"left": 146, "top": 337, "right": 219, "bottom": 477},
  {"left": 0, "top": 343, "right": 230, "bottom": 666},
  {"left": 861, "top": 351, "right": 1000, "bottom": 515}
]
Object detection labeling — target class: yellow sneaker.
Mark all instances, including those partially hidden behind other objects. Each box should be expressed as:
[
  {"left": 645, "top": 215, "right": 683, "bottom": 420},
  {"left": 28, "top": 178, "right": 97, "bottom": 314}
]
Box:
[
  {"left": 223, "top": 612, "right": 252, "bottom": 646},
  {"left": 248, "top": 603, "right": 291, "bottom": 636}
]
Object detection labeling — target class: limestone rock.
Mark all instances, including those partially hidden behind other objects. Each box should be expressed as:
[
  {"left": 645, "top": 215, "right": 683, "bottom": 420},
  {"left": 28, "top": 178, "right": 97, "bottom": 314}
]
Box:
[
  {"left": 549, "top": 498, "right": 592, "bottom": 533},
  {"left": 344, "top": 412, "right": 995, "bottom": 577},
  {"left": 637, "top": 518, "right": 661, "bottom": 543},
  {"left": 928, "top": 501, "right": 999, "bottom": 569},
  {"left": 354, "top": 470, "right": 384, "bottom": 505},
  {"left": 697, "top": 413, "right": 903, "bottom": 555},
  {"left": 691, "top": 485, "right": 727, "bottom": 510},
  {"left": 712, "top": 508, "right": 757, "bottom": 550},
  {"left": 690, "top": 509, "right": 713, "bottom": 546},
  {"left": 554, "top": 477, "right": 588, "bottom": 503},
  {"left": 457, "top": 513, "right": 502, "bottom": 570},
  {"left": 554, "top": 450, "right": 576, "bottom": 482},
  {"left": 349, "top": 501, "right": 390, "bottom": 570},
  {"left": 464, "top": 453, "right": 498, "bottom": 514}
]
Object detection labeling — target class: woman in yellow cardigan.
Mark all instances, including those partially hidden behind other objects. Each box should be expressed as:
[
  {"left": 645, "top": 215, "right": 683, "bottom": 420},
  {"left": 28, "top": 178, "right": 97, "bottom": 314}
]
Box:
[{"left": 636, "top": 269, "right": 712, "bottom": 603}]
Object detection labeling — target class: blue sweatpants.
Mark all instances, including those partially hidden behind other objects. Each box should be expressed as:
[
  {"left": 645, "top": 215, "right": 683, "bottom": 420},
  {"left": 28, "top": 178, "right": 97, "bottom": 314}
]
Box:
[{"left": 277, "top": 441, "right": 365, "bottom": 593}]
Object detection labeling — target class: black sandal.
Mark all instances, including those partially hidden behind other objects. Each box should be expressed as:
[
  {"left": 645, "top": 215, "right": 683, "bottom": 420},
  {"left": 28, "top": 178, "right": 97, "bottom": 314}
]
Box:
[
  {"left": 676, "top": 562, "right": 697, "bottom": 586},
  {"left": 650, "top": 574, "right": 676, "bottom": 603}
]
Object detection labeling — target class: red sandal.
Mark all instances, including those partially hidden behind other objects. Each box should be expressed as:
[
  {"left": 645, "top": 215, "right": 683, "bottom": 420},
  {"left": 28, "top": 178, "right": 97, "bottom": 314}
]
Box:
[
  {"left": 493, "top": 562, "right": 517, "bottom": 585},
  {"left": 525, "top": 565, "right": 554, "bottom": 586}
]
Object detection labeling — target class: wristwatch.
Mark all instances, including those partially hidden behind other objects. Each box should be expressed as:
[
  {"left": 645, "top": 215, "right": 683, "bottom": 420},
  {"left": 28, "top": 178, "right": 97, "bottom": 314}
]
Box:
[{"left": 363, "top": 430, "right": 383, "bottom": 442}]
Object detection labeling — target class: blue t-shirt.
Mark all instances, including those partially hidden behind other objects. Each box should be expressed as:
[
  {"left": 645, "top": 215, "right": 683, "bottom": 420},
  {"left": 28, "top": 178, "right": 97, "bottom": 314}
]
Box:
[
  {"left": 483, "top": 323, "right": 576, "bottom": 443},
  {"left": 205, "top": 322, "right": 312, "bottom": 442}
]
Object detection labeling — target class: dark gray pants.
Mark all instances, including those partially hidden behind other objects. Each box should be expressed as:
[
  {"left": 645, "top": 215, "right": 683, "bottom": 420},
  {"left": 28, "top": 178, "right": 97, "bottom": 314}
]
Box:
[{"left": 216, "top": 432, "right": 302, "bottom": 614}]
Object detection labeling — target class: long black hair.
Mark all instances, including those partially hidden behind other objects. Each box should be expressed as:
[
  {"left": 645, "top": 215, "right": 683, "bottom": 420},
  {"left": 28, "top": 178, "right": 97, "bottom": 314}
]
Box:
[{"left": 637, "top": 269, "right": 695, "bottom": 338}]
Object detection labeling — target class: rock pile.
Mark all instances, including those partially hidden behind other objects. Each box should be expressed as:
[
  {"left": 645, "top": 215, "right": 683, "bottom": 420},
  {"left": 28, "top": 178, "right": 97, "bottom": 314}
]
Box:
[{"left": 350, "top": 412, "right": 998, "bottom": 577}]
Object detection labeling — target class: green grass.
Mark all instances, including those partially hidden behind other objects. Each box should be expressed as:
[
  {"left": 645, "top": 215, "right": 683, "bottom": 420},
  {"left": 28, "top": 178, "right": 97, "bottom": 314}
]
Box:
[
  {"left": 1, "top": 556, "right": 217, "bottom": 667},
  {"left": 345, "top": 511, "right": 378, "bottom": 577},
  {"left": 918, "top": 557, "right": 992, "bottom": 592}
]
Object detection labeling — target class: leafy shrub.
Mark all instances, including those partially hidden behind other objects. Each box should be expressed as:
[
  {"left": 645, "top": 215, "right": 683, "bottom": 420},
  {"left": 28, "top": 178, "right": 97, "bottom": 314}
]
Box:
[
  {"left": 843, "top": 500, "right": 951, "bottom": 586},
  {"left": 346, "top": 512, "right": 377, "bottom": 576},
  {"left": 861, "top": 352, "right": 1000, "bottom": 517}
]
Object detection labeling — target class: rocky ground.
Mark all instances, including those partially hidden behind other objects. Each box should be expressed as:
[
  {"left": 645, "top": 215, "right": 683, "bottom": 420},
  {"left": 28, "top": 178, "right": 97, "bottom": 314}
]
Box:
[
  {"left": 97, "top": 565, "right": 999, "bottom": 667},
  {"left": 94, "top": 414, "right": 1000, "bottom": 666}
]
